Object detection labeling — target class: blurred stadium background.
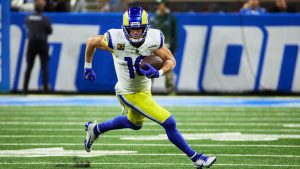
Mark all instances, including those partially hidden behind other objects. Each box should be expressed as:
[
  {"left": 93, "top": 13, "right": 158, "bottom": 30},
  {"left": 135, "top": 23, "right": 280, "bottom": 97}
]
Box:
[{"left": 1, "top": 0, "right": 300, "bottom": 169}]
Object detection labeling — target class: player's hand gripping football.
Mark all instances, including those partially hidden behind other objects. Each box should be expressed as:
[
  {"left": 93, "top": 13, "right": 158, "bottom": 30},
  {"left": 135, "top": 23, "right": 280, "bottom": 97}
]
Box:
[
  {"left": 139, "top": 63, "right": 160, "bottom": 78},
  {"left": 84, "top": 68, "right": 96, "bottom": 81}
]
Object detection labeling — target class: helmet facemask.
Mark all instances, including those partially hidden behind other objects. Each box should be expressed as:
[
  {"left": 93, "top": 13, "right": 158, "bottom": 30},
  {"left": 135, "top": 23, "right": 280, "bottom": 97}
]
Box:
[{"left": 123, "top": 25, "right": 149, "bottom": 45}]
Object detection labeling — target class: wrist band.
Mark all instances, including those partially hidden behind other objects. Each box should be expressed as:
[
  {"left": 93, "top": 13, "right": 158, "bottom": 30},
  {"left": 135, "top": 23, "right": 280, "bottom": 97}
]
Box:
[
  {"left": 84, "top": 62, "right": 92, "bottom": 68},
  {"left": 159, "top": 69, "right": 164, "bottom": 77}
]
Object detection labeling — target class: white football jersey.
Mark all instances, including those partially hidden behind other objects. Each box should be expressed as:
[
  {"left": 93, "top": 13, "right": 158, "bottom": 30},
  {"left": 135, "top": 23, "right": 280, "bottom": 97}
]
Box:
[{"left": 105, "top": 28, "right": 164, "bottom": 94}]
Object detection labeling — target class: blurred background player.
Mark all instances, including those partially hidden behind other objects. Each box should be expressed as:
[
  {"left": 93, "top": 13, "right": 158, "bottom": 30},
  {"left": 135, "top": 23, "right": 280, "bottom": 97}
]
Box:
[
  {"left": 23, "top": 0, "right": 52, "bottom": 93},
  {"left": 151, "top": 0, "right": 177, "bottom": 95},
  {"left": 269, "top": 0, "right": 297, "bottom": 13},
  {"left": 240, "top": 0, "right": 265, "bottom": 15},
  {"left": 83, "top": 7, "right": 216, "bottom": 169}
]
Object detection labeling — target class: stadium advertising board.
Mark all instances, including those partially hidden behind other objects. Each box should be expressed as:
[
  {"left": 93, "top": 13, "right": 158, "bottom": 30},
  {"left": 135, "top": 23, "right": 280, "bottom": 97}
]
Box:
[
  {"left": 10, "top": 13, "right": 300, "bottom": 93},
  {"left": 0, "top": 0, "right": 10, "bottom": 93}
]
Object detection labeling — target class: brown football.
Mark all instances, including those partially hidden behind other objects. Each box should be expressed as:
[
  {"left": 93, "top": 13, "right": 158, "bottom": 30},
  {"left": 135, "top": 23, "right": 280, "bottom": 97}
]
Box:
[{"left": 140, "top": 55, "right": 164, "bottom": 70}]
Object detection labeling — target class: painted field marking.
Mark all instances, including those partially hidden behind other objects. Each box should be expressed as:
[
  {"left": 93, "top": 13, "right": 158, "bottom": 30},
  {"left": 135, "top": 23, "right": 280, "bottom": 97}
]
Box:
[
  {"left": 1, "top": 95, "right": 300, "bottom": 107},
  {"left": 284, "top": 124, "right": 300, "bottom": 128},
  {"left": 0, "top": 162, "right": 300, "bottom": 167},
  {"left": 0, "top": 143, "right": 299, "bottom": 148},
  {"left": 1, "top": 128, "right": 299, "bottom": 133},
  {"left": 1, "top": 110, "right": 300, "bottom": 114},
  {"left": 0, "top": 147, "right": 299, "bottom": 158},
  {"left": 0, "top": 147, "right": 136, "bottom": 157},
  {"left": 1, "top": 117, "right": 299, "bottom": 122},
  {"left": 120, "top": 132, "right": 300, "bottom": 141},
  {"left": 1, "top": 132, "right": 300, "bottom": 141},
  {"left": 0, "top": 121, "right": 293, "bottom": 127},
  {"left": 0, "top": 109, "right": 299, "bottom": 115}
]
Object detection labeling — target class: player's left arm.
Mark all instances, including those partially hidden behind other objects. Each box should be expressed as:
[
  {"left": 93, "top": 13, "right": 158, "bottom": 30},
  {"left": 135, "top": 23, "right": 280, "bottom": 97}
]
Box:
[{"left": 154, "top": 46, "right": 176, "bottom": 76}]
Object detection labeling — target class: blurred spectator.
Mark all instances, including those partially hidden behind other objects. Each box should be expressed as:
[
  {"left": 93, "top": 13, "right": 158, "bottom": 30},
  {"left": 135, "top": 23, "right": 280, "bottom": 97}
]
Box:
[
  {"left": 44, "top": 0, "right": 70, "bottom": 12},
  {"left": 240, "top": 0, "right": 266, "bottom": 15},
  {"left": 269, "top": 0, "right": 297, "bottom": 13},
  {"left": 111, "top": 0, "right": 131, "bottom": 12},
  {"left": 73, "top": 0, "right": 110, "bottom": 12},
  {"left": 11, "top": 0, "right": 35, "bottom": 11},
  {"left": 73, "top": 0, "right": 86, "bottom": 12},
  {"left": 150, "top": 0, "right": 177, "bottom": 95},
  {"left": 97, "top": 0, "right": 110, "bottom": 12},
  {"left": 23, "top": 0, "right": 52, "bottom": 93}
]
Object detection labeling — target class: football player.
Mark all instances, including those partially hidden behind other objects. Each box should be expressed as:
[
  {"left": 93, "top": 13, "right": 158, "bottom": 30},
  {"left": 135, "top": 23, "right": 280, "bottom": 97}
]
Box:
[{"left": 83, "top": 7, "right": 216, "bottom": 168}]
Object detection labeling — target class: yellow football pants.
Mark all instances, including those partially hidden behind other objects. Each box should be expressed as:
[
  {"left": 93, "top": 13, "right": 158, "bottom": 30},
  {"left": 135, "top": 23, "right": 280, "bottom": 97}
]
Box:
[{"left": 117, "top": 91, "right": 171, "bottom": 126}]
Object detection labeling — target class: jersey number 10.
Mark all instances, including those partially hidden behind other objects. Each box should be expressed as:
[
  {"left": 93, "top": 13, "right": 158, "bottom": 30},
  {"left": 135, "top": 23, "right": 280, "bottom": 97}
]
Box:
[{"left": 124, "top": 56, "right": 145, "bottom": 79}]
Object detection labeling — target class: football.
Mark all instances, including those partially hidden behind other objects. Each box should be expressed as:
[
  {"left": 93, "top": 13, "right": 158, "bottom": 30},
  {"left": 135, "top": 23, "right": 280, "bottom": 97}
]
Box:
[{"left": 140, "top": 55, "right": 164, "bottom": 70}]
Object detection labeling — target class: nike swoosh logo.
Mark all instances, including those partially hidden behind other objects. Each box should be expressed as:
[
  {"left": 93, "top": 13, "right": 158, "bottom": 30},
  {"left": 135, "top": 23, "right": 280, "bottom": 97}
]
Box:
[{"left": 85, "top": 72, "right": 90, "bottom": 79}]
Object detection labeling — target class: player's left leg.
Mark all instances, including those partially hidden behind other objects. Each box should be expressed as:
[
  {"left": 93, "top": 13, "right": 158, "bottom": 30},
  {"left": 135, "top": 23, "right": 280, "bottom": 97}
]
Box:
[{"left": 162, "top": 116, "right": 216, "bottom": 168}]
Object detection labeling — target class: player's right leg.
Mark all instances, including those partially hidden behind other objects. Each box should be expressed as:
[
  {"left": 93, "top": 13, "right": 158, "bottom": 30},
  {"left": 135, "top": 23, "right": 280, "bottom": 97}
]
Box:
[
  {"left": 84, "top": 115, "right": 143, "bottom": 152},
  {"left": 84, "top": 121, "right": 98, "bottom": 152},
  {"left": 84, "top": 98, "right": 144, "bottom": 152}
]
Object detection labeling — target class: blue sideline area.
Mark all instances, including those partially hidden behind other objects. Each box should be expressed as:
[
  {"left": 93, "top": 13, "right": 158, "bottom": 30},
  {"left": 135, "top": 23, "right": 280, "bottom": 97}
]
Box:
[{"left": 0, "top": 96, "right": 300, "bottom": 107}]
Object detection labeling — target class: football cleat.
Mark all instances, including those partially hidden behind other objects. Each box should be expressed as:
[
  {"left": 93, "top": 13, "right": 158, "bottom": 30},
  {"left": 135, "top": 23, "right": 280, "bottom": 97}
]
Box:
[
  {"left": 84, "top": 121, "right": 100, "bottom": 152},
  {"left": 193, "top": 153, "right": 216, "bottom": 169}
]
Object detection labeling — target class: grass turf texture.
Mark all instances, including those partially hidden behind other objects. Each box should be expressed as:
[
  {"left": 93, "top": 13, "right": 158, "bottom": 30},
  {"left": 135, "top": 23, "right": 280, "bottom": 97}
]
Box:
[{"left": 0, "top": 106, "right": 299, "bottom": 169}]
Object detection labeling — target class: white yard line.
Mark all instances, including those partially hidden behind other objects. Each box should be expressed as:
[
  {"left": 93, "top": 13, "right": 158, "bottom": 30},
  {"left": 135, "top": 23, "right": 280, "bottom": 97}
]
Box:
[
  {"left": 0, "top": 153, "right": 299, "bottom": 158},
  {"left": 0, "top": 135, "right": 122, "bottom": 138},
  {"left": 77, "top": 153, "right": 300, "bottom": 158},
  {"left": 0, "top": 162, "right": 300, "bottom": 167},
  {"left": 1, "top": 128, "right": 299, "bottom": 132},
  {"left": 1, "top": 143, "right": 300, "bottom": 148},
  {"left": 2, "top": 111, "right": 300, "bottom": 115},
  {"left": 284, "top": 124, "right": 300, "bottom": 128},
  {"left": 0, "top": 121, "right": 289, "bottom": 126},
  {"left": 3, "top": 133, "right": 300, "bottom": 141},
  {"left": 1, "top": 117, "right": 299, "bottom": 121}
]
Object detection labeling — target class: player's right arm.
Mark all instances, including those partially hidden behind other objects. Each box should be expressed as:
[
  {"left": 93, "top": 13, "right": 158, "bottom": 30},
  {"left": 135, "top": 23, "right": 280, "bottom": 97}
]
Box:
[
  {"left": 85, "top": 35, "right": 112, "bottom": 64},
  {"left": 84, "top": 34, "right": 113, "bottom": 81}
]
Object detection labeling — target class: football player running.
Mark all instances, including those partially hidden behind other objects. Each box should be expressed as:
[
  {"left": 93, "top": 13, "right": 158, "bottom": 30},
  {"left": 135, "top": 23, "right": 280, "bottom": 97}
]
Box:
[{"left": 83, "top": 7, "right": 216, "bottom": 169}]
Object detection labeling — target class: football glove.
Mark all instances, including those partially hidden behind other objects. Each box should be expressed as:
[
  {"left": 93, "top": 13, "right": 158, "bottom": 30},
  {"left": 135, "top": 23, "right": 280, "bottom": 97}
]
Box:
[
  {"left": 84, "top": 68, "right": 96, "bottom": 81},
  {"left": 140, "top": 63, "right": 160, "bottom": 78}
]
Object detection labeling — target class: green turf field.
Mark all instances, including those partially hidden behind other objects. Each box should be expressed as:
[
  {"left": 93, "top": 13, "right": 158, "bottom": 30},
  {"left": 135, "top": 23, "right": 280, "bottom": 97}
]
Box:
[{"left": 0, "top": 106, "right": 299, "bottom": 169}]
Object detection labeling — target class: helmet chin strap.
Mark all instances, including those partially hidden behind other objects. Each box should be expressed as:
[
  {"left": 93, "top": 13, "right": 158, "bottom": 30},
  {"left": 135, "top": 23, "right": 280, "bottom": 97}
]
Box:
[
  {"left": 130, "top": 37, "right": 143, "bottom": 43},
  {"left": 129, "top": 37, "right": 145, "bottom": 48},
  {"left": 122, "top": 26, "right": 148, "bottom": 47}
]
